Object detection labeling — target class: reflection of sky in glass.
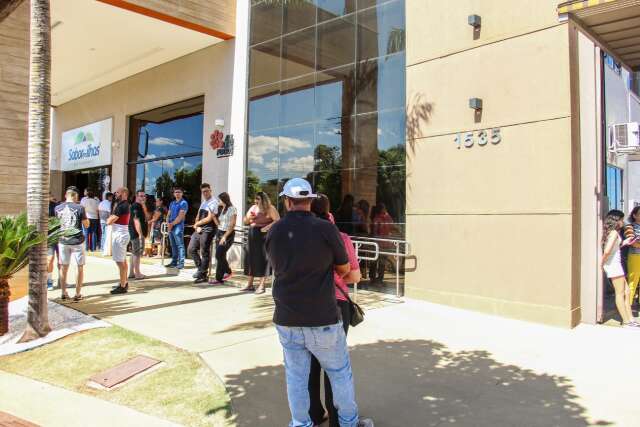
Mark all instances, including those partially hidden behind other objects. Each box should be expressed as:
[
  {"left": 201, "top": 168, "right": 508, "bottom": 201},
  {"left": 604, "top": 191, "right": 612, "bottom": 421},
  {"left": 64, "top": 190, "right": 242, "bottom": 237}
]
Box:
[
  {"left": 316, "top": 80, "right": 343, "bottom": 120},
  {"left": 377, "top": 54, "right": 405, "bottom": 112},
  {"left": 248, "top": 130, "right": 279, "bottom": 179},
  {"left": 376, "top": 109, "right": 405, "bottom": 151},
  {"left": 281, "top": 83, "right": 314, "bottom": 126},
  {"left": 279, "top": 125, "right": 315, "bottom": 178},
  {"left": 315, "top": 0, "right": 349, "bottom": 16},
  {"left": 363, "top": 1, "right": 404, "bottom": 59},
  {"left": 249, "top": 90, "right": 279, "bottom": 132},
  {"left": 139, "top": 114, "right": 203, "bottom": 160}
]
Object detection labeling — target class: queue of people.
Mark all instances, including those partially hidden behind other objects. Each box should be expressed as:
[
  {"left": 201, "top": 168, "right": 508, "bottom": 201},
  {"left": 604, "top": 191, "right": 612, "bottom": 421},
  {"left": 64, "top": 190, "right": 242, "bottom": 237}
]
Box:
[{"left": 601, "top": 208, "right": 640, "bottom": 328}]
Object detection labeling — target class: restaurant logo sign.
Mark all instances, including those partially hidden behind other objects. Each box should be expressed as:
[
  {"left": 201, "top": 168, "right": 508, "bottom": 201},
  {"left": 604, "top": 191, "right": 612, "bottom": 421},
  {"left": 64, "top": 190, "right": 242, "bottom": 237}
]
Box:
[
  {"left": 61, "top": 118, "right": 112, "bottom": 171},
  {"left": 209, "top": 130, "right": 234, "bottom": 158}
]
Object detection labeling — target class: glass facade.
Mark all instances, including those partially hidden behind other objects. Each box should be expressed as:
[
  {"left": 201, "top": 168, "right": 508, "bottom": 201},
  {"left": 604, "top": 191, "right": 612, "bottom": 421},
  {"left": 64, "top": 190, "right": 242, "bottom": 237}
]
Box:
[
  {"left": 247, "top": 0, "right": 406, "bottom": 238},
  {"left": 127, "top": 97, "right": 204, "bottom": 224}
]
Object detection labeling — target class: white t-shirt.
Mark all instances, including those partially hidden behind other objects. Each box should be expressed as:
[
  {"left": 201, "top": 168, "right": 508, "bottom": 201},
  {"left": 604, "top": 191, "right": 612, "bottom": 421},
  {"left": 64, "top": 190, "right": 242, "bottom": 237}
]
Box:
[
  {"left": 98, "top": 199, "right": 112, "bottom": 223},
  {"left": 81, "top": 197, "right": 100, "bottom": 220}
]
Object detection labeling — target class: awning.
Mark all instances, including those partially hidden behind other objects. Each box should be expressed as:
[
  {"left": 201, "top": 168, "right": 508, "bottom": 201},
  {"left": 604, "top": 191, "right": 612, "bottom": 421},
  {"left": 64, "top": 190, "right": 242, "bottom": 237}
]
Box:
[{"left": 558, "top": 0, "right": 640, "bottom": 70}]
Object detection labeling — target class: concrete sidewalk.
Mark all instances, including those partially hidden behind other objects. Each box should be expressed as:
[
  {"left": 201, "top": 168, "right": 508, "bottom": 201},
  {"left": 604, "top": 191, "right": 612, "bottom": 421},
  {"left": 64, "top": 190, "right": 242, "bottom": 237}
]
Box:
[
  {"left": 0, "top": 371, "right": 180, "bottom": 427},
  {"left": 43, "top": 256, "right": 640, "bottom": 426}
]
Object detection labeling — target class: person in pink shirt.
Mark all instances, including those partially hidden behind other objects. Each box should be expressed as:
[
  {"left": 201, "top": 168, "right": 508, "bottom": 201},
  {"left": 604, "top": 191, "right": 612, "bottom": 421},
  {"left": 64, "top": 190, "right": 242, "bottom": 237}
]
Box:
[{"left": 308, "top": 193, "right": 361, "bottom": 427}]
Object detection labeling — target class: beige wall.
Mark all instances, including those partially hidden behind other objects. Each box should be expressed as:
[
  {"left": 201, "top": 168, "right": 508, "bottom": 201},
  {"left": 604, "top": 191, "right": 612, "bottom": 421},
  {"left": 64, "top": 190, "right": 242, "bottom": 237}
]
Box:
[
  {"left": 52, "top": 41, "right": 236, "bottom": 195},
  {"left": 0, "top": 1, "right": 28, "bottom": 215},
  {"left": 406, "top": 0, "right": 578, "bottom": 327}
]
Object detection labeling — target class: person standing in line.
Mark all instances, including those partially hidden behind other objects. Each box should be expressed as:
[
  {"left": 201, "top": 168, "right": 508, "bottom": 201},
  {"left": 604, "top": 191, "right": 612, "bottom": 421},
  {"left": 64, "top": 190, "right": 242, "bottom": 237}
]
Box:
[
  {"left": 98, "top": 192, "right": 113, "bottom": 251},
  {"left": 212, "top": 192, "right": 237, "bottom": 284},
  {"left": 624, "top": 206, "right": 640, "bottom": 317},
  {"left": 128, "top": 190, "right": 148, "bottom": 280},
  {"left": 108, "top": 187, "right": 131, "bottom": 295},
  {"left": 47, "top": 192, "right": 60, "bottom": 290},
  {"left": 308, "top": 193, "right": 362, "bottom": 427},
  {"left": 149, "top": 197, "right": 168, "bottom": 257},
  {"left": 166, "top": 187, "right": 188, "bottom": 269},
  {"left": 265, "top": 178, "right": 373, "bottom": 427},
  {"left": 369, "top": 203, "right": 395, "bottom": 285},
  {"left": 143, "top": 194, "right": 156, "bottom": 257},
  {"left": 602, "top": 209, "right": 638, "bottom": 327},
  {"left": 55, "top": 186, "right": 89, "bottom": 301},
  {"left": 242, "top": 191, "right": 279, "bottom": 294},
  {"left": 188, "top": 183, "right": 219, "bottom": 284},
  {"left": 80, "top": 189, "right": 100, "bottom": 251}
]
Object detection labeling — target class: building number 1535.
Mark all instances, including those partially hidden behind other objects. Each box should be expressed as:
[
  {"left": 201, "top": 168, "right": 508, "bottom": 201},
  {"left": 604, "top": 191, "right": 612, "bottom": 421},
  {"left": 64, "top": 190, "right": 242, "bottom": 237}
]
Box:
[{"left": 455, "top": 128, "right": 502, "bottom": 149}]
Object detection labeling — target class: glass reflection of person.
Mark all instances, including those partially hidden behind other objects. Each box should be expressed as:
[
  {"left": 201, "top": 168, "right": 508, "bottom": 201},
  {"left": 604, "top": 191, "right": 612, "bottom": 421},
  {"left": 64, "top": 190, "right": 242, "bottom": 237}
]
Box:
[
  {"left": 624, "top": 206, "right": 640, "bottom": 318},
  {"left": 603, "top": 210, "right": 637, "bottom": 327}
]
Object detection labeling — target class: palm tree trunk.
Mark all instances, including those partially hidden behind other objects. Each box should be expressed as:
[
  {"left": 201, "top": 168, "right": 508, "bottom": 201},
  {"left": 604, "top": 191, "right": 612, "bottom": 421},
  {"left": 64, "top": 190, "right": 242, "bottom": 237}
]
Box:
[{"left": 20, "top": 0, "right": 52, "bottom": 341}]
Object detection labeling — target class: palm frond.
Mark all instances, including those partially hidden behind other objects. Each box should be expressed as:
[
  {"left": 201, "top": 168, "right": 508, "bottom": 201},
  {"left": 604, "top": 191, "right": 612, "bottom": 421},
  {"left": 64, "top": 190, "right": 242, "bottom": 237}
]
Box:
[{"left": 0, "top": 213, "right": 46, "bottom": 280}]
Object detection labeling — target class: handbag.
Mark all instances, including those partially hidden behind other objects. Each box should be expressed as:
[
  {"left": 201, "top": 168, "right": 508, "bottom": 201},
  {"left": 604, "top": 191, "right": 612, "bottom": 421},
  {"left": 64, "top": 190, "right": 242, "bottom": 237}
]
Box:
[{"left": 337, "top": 285, "right": 365, "bottom": 327}]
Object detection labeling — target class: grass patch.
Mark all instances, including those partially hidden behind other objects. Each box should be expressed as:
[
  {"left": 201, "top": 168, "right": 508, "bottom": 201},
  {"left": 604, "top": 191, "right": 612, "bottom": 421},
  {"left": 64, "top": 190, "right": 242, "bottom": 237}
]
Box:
[{"left": 1, "top": 326, "right": 233, "bottom": 426}]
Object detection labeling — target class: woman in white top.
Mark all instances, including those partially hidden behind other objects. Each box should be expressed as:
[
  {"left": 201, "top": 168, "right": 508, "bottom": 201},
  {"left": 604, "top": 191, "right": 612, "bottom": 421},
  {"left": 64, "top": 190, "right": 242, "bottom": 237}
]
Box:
[
  {"left": 80, "top": 188, "right": 101, "bottom": 251},
  {"left": 601, "top": 209, "right": 637, "bottom": 327},
  {"left": 212, "top": 192, "right": 237, "bottom": 284}
]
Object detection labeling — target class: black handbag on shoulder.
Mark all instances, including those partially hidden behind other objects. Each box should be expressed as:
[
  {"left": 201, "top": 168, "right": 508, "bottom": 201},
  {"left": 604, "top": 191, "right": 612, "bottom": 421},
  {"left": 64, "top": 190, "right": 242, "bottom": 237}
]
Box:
[{"left": 337, "top": 286, "right": 365, "bottom": 327}]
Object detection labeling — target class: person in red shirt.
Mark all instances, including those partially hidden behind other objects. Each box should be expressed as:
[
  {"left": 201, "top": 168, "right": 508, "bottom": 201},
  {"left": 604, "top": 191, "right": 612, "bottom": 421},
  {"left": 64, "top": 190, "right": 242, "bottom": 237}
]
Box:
[{"left": 308, "top": 193, "right": 362, "bottom": 427}]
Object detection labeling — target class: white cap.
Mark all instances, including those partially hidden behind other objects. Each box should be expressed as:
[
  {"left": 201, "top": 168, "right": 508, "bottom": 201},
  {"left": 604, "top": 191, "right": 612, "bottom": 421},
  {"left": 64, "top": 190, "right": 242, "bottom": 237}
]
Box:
[{"left": 279, "top": 178, "right": 317, "bottom": 199}]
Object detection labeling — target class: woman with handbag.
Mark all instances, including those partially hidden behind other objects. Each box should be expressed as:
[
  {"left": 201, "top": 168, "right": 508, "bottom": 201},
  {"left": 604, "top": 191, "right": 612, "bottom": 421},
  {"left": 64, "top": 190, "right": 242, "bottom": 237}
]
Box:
[
  {"left": 308, "top": 193, "right": 362, "bottom": 427},
  {"left": 241, "top": 191, "right": 279, "bottom": 294}
]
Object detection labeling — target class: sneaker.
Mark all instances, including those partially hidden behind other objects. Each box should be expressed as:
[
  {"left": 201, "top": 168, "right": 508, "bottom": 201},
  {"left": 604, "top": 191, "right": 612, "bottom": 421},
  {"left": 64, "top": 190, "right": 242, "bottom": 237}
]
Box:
[
  {"left": 357, "top": 419, "right": 374, "bottom": 427},
  {"left": 192, "top": 272, "right": 201, "bottom": 279},
  {"left": 194, "top": 277, "right": 207, "bottom": 284},
  {"left": 176, "top": 265, "right": 184, "bottom": 270},
  {"left": 165, "top": 263, "right": 177, "bottom": 268},
  {"left": 47, "top": 279, "right": 54, "bottom": 290},
  {"left": 223, "top": 272, "right": 233, "bottom": 281},
  {"left": 110, "top": 284, "right": 128, "bottom": 295},
  {"left": 623, "top": 322, "right": 640, "bottom": 329}
]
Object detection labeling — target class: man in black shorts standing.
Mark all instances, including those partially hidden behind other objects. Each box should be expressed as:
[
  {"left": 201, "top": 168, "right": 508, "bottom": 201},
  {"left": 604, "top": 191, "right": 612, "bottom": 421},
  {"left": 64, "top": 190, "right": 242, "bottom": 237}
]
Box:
[{"left": 128, "top": 189, "right": 148, "bottom": 280}]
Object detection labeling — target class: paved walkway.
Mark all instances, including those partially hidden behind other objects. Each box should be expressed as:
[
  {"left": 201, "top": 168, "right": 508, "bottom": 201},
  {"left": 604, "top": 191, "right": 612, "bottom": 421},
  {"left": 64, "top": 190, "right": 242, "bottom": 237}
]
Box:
[
  {"left": 0, "top": 371, "right": 179, "bottom": 427},
  {"left": 16, "top": 256, "right": 640, "bottom": 426}
]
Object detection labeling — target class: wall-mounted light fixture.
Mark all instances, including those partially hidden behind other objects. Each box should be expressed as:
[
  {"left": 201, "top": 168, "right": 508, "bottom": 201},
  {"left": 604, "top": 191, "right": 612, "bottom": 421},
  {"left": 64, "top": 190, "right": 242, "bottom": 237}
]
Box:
[
  {"left": 469, "top": 98, "right": 483, "bottom": 111},
  {"left": 468, "top": 14, "right": 481, "bottom": 28},
  {"left": 215, "top": 119, "right": 225, "bottom": 129}
]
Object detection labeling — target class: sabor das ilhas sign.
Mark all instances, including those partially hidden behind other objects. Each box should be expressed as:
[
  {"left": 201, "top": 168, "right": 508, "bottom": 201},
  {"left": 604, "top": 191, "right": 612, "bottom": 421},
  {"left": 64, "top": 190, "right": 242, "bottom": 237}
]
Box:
[{"left": 210, "top": 130, "right": 234, "bottom": 158}]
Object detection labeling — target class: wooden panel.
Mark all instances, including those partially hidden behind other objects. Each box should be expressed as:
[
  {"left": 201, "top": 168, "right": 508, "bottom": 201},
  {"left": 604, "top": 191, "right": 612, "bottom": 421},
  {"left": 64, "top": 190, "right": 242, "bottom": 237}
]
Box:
[
  {"left": 0, "top": 411, "right": 39, "bottom": 427},
  {"left": 99, "top": 0, "right": 235, "bottom": 38},
  {"left": 0, "top": 1, "right": 28, "bottom": 216},
  {"left": 89, "top": 355, "right": 161, "bottom": 388}
]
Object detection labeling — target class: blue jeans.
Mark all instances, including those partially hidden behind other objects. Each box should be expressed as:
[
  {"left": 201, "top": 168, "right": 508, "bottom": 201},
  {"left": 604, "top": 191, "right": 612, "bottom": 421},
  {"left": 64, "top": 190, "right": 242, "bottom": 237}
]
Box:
[
  {"left": 168, "top": 225, "right": 185, "bottom": 267},
  {"left": 100, "top": 222, "right": 107, "bottom": 250},
  {"left": 276, "top": 322, "right": 359, "bottom": 427},
  {"left": 83, "top": 219, "right": 100, "bottom": 251}
]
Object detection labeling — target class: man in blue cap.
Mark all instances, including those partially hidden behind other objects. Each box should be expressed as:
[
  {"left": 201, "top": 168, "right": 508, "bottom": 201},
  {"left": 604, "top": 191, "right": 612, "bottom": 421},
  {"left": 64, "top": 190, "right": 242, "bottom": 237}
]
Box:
[{"left": 265, "top": 178, "right": 373, "bottom": 427}]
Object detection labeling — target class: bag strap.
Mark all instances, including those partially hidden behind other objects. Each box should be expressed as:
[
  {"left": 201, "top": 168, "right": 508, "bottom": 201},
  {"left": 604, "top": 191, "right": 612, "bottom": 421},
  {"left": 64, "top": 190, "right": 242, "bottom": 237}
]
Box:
[{"left": 336, "top": 284, "right": 354, "bottom": 303}]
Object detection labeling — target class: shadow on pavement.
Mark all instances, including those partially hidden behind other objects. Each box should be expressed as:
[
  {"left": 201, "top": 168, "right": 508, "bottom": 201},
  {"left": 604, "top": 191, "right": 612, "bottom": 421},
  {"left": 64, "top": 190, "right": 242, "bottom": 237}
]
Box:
[{"left": 224, "top": 339, "right": 612, "bottom": 427}]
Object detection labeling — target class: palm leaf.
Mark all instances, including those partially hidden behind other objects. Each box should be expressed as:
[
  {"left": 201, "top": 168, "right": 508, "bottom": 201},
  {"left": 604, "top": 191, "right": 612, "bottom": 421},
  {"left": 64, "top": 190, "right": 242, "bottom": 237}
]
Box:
[{"left": 0, "top": 213, "right": 47, "bottom": 280}]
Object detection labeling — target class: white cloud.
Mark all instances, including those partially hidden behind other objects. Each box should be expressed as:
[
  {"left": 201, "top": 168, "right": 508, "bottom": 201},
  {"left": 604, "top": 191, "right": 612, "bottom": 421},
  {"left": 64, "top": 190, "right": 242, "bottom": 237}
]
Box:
[
  {"left": 279, "top": 136, "right": 311, "bottom": 153},
  {"left": 164, "top": 159, "right": 175, "bottom": 169},
  {"left": 150, "top": 137, "right": 184, "bottom": 146},
  {"left": 280, "top": 155, "right": 314, "bottom": 174}
]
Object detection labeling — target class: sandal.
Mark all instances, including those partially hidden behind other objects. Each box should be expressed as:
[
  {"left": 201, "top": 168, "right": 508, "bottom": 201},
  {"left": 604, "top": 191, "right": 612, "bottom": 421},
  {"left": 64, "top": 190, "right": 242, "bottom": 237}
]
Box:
[
  {"left": 73, "top": 294, "right": 84, "bottom": 302},
  {"left": 240, "top": 285, "right": 255, "bottom": 292},
  {"left": 254, "top": 286, "right": 266, "bottom": 295},
  {"left": 61, "top": 294, "right": 69, "bottom": 301}
]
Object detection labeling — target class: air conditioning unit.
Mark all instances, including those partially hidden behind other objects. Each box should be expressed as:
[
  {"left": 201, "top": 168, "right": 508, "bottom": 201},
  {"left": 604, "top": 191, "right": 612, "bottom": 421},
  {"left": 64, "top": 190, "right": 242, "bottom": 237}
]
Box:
[{"left": 610, "top": 122, "right": 640, "bottom": 154}]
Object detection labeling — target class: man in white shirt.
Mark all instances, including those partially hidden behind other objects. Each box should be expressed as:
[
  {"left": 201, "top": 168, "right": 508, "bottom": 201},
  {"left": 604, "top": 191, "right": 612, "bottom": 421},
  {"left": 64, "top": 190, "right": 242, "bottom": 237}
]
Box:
[
  {"left": 80, "top": 189, "right": 101, "bottom": 251},
  {"left": 98, "top": 192, "right": 113, "bottom": 251},
  {"left": 188, "top": 183, "right": 219, "bottom": 283}
]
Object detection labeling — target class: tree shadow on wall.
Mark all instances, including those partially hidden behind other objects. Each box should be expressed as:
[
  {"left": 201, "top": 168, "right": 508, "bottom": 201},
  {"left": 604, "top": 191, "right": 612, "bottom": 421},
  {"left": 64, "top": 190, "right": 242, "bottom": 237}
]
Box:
[{"left": 223, "top": 339, "right": 611, "bottom": 427}]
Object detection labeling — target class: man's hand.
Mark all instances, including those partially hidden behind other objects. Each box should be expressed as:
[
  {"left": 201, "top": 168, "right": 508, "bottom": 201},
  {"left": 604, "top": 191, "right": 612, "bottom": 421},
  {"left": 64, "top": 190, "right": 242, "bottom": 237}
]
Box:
[
  {"left": 168, "top": 223, "right": 174, "bottom": 232},
  {"left": 196, "top": 226, "right": 202, "bottom": 234},
  {"left": 219, "top": 236, "right": 227, "bottom": 246}
]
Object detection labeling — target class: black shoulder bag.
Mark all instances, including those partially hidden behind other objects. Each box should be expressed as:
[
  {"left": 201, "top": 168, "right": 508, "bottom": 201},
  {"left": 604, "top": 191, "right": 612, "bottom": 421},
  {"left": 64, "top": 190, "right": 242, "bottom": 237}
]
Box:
[{"left": 337, "top": 286, "right": 365, "bottom": 327}]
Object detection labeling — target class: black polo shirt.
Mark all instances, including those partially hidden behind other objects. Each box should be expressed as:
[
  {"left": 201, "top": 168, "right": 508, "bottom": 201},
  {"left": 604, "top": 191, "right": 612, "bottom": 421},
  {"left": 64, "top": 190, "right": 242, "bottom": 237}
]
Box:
[{"left": 266, "top": 210, "right": 349, "bottom": 327}]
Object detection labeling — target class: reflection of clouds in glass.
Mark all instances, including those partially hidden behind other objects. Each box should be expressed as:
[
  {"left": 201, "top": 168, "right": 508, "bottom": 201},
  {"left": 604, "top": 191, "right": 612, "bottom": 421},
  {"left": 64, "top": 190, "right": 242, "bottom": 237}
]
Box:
[
  {"left": 150, "top": 137, "right": 185, "bottom": 146},
  {"left": 280, "top": 155, "right": 314, "bottom": 174},
  {"left": 280, "top": 136, "right": 311, "bottom": 153},
  {"left": 164, "top": 159, "right": 175, "bottom": 169},
  {"left": 181, "top": 160, "right": 194, "bottom": 170},
  {"left": 248, "top": 135, "right": 278, "bottom": 166},
  {"left": 248, "top": 134, "right": 311, "bottom": 167},
  {"left": 318, "top": 127, "right": 341, "bottom": 136}
]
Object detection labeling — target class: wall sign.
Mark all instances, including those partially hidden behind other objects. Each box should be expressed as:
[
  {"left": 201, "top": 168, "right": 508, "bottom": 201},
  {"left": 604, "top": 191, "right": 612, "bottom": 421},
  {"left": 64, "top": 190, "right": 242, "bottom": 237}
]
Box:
[
  {"left": 210, "top": 130, "right": 234, "bottom": 158},
  {"left": 61, "top": 118, "right": 112, "bottom": 171},
  {"left": 454, "top": 128, "right": 502, "bottom": 149}
]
